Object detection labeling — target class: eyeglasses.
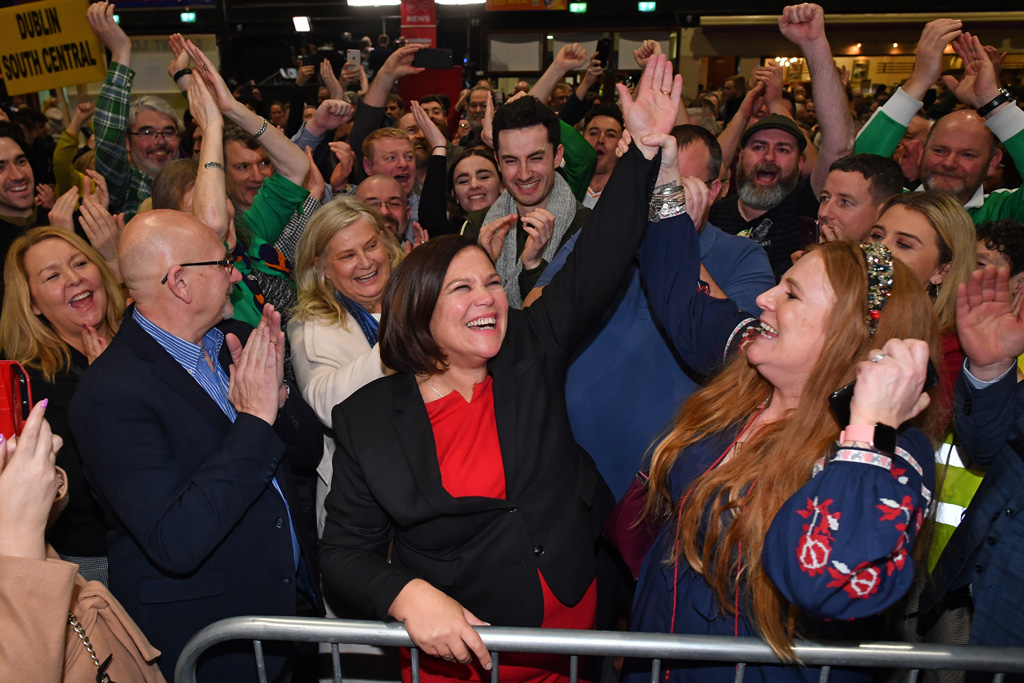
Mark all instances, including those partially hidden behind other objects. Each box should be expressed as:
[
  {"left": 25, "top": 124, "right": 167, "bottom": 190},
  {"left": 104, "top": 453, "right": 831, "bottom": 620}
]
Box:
[
  {"left": 161, "top": 259, "right": 234, "bottom": 284},
  {"left": 364, "top": 199, "right": 406, "bottom": 211},
  {"left": 129, "top": 127, "right": 181, "bottom": 141}
]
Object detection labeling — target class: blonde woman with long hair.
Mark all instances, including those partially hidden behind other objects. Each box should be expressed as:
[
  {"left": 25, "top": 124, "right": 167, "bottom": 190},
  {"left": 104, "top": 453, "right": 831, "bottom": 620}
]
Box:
[{"left": 287, "top": 195, "right": 404, "bottom": 535}]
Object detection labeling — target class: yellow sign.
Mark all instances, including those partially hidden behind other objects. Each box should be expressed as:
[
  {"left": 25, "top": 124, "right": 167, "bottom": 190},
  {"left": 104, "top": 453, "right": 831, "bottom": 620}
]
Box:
[
  {"left": 485, "top": 0, "right": 567, "bottom": 10},
  {"left": 0, "top": 0, "right": 106, "bottom": 96}
]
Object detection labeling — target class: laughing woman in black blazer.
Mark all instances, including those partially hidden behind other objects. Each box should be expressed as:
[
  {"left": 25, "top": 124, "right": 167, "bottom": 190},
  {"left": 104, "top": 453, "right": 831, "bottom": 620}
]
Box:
[{"left": 320, "top": 56, "right": 680, "bottom": 682}]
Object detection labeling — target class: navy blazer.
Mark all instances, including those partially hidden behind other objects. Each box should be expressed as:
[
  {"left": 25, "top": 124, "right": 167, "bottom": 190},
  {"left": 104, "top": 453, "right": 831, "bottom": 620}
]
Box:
[
  {"left": 69, "top": 311, "right": 323, "bottom": 681},
  {"left": 320, "top": 144, "right": 658, "bottom": 627},
  {"left": 923, "top": 368, "right": 1024, "bottom": 645}
]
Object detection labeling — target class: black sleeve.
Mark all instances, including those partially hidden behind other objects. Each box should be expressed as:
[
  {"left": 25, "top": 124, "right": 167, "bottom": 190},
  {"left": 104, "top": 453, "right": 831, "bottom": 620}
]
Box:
[
  {"left": 418, "top": 154, "right": 460, "bottom": 236},
  {"left": 558, "top": 92, "right": 590, "bottom": 127},
  {"left": 349, "top": 100, "right": 387, "bottom": 185}
]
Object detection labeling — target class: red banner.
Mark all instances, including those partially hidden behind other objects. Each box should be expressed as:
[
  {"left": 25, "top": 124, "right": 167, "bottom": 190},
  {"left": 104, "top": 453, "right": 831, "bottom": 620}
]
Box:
[
  {"left": 485, "top": 0, "right": 567, "bottom": 10},
  {"left": 401, "top": 0, "right": 436, "bottom": 48}
]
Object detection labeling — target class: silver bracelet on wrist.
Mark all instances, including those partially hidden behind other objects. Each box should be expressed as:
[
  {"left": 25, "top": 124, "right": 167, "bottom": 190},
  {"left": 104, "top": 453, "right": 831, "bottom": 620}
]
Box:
[
  {"left": 251, "top": 118, "right": 269, "bottom": 138},
  {"left": 648, "top": 182, "right": 687, "bottom": 223}
]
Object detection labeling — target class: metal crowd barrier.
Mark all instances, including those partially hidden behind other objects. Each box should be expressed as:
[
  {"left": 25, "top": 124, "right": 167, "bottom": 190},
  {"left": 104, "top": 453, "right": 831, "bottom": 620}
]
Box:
[{"left": 174, "top": 616, "right": 1024, "bottom": 683}]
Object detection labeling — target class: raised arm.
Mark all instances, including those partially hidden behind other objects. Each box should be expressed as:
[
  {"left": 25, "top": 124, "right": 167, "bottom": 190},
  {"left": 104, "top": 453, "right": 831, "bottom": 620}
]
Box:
[
  {"left": 185, "top": 40, "right": 310, "bottom": 186},
  {"left": 524, "top": 55, "right": 674, "bottom": 355},
  {"left": 87, "top": 1, "right": 134, "bottom": 212},
  {"left": 779, "top": 3, "right": 854, "bottom": 196},
  {"left": 854, "top": 19, "right": 962, "bottom": 157},
  {"left": 186, "top": 64, "right": 230, "bottom": 244},
  {"left": 717, "top": 81, "right": 766, "bottom": 177},
  {"left": 529, "top": 43, "right": 589, "bottom": 106}
]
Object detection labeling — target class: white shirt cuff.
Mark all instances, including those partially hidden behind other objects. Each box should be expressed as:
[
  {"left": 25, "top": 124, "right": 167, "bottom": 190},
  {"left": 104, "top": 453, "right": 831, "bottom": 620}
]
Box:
[
  {"left": 985, "top": 101, "right": 1024, "bottom": 142},
  {"left": 963, "top": 358, "right": 1016, "bottom": 389},
  {"left": 879, "top": 87, "right": 924, "bottom": 128}
]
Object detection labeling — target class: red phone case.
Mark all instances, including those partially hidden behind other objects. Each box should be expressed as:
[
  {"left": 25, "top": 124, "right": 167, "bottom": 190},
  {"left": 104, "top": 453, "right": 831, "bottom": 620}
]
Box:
[{"left": 0, "top": 361, "right": 33, "bottom": 439}]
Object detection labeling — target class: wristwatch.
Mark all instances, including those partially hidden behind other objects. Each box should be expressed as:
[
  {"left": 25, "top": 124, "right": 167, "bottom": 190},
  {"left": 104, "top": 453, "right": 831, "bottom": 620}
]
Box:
[{"left": 840, "top": 423, "right": 898, "bottom": 456}]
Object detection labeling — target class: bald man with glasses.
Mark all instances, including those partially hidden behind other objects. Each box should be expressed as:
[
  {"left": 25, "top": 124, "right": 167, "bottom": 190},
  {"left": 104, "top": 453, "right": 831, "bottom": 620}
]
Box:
[{"left": 69, "top": 209, "right": 323, "bottom": 682}]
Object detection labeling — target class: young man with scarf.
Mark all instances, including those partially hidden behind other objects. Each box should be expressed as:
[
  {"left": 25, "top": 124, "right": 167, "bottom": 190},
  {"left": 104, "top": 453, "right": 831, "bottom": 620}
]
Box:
[{"left": 462, "top": 96, "right": 591, "bottom": 309}]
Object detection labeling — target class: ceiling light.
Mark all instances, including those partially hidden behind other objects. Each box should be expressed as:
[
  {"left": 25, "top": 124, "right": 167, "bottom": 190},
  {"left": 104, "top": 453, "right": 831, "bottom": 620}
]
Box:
[
  {"left": 435, "top": 0, "right": 485, "bottom": 4},
  {"left": 293, "top": 16, "right": 311, "bottom": 31},
  {"left": 348, "top": 0, "right": 401, "bottom": 5}
]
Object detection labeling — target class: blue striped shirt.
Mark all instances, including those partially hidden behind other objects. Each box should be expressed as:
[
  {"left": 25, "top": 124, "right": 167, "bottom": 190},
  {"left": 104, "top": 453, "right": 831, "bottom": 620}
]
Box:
[{"left": 133, "top": 308, "right": 301, "bottom": 571}]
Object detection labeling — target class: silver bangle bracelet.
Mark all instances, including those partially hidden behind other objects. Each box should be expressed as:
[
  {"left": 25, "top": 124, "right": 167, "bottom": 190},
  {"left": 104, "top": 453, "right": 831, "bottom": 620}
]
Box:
[
  {"left": 648, "top": 182, "right": 687, "bottom": 223},
  {"left": 251, "top": 118, "right": 269, "bottom": 138}
]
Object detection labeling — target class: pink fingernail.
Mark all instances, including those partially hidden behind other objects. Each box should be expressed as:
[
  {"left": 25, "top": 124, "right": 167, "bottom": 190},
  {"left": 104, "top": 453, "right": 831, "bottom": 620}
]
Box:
[{"left": 39, "top": 398, "right": 49, "bottom": 409}]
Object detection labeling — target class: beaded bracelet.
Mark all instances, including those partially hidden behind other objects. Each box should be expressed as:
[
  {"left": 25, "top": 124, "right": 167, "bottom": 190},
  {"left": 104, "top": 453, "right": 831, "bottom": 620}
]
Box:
[{"left": 252, "top": 118, "right": 269, "bottom": 138}]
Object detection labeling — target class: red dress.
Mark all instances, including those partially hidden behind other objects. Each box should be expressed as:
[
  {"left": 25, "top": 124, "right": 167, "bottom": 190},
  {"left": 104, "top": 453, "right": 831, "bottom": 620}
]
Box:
[{"left": 398, "top": 377, "right": 597, "bottom": 683}]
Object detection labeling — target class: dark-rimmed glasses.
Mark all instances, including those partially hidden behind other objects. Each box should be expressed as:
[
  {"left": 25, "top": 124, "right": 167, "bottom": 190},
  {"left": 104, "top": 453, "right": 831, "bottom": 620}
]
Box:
[{"left": 161, "top": 259, "right": 234, "bottom": 284}]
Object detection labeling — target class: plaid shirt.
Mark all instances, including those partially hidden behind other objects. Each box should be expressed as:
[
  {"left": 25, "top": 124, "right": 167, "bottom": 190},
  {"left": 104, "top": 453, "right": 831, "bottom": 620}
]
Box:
[{"left": 94, "top": 61, "right": 152, "bottom": 221}]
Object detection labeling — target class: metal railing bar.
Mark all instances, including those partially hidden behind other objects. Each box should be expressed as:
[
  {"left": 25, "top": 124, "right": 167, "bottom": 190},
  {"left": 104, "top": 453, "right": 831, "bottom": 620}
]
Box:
[
  {"left": 173, "top": 618, "right": 1024, "bottom": 683},
  {"left": 253, "top": 639, "right": 267, "bottom": 683},
  {"left": 330, "top": 642, "right": 342, "bottom": 683}
]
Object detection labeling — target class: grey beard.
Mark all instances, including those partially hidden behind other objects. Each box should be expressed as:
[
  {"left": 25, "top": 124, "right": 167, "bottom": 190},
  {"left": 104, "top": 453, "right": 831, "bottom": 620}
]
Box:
[{"left": 737, "top": 172, "right": 799, "bottom": 211}]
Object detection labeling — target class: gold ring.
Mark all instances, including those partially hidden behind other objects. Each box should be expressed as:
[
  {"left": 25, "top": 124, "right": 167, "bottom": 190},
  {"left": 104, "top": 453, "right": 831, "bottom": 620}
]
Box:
[{"left": 661, "top": 89, "right": 671, "bottom": 95}]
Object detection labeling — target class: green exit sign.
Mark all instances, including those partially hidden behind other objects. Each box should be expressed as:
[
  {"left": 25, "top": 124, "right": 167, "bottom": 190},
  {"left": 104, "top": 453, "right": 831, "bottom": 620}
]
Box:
[
  {"left": 638, "top": 1, "right": 656, "bottom": 11},
  {"left": 180, "top": 11, "right": 196, "bottom": 22},
  {"left": 569, "top": 2, "right": 587, "bottom": 12}
]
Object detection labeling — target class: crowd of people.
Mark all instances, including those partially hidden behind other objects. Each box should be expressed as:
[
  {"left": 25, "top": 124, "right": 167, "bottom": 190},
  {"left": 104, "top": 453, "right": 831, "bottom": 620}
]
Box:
[{"left": 2, "top": 2, "right": 1024, "bottom": 681}]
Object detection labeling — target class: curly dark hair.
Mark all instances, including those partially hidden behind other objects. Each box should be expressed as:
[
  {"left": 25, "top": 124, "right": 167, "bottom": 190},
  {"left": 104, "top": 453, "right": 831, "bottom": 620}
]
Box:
[{"left": 976, "top": 219, "right": 1024, "bottom": 276}]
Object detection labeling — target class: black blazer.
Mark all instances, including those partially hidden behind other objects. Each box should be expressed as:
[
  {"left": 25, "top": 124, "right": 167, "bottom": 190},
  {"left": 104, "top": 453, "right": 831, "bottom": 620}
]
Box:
[
  {"left": 69, "top": 311, "right": 323, "bottom": 681},
  {"left": 320, "top": 144, "right": 658, "bottom": 627}
]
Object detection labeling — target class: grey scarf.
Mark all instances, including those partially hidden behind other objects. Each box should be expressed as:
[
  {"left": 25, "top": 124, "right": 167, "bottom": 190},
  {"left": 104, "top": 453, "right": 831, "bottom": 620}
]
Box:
[{"left": 483, "top": 173, "right": 578, "bottom": 308}]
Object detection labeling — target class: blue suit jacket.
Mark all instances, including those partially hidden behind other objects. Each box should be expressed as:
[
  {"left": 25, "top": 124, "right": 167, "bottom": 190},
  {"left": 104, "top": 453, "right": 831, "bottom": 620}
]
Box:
[
  {"left": 923, "top": 368, "right": 1024, "bottom": 645},
  {"left": 69, "top": 310, "right": 323, "bottom": 680},
  {"left": 535, "top": 223, "right": 773, "bottom": 498}
]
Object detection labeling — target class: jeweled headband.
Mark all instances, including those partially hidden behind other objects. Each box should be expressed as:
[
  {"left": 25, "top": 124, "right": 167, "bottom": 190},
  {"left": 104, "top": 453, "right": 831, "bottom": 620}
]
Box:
[{"left": 859, "top": 242, "right": 894, "bottom": 336}]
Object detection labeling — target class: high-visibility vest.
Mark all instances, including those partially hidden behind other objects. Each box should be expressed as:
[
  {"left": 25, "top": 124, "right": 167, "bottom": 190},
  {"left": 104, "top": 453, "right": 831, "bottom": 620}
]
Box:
[{"left": 929, "top": 435, "right": 985, "bottom": 571}]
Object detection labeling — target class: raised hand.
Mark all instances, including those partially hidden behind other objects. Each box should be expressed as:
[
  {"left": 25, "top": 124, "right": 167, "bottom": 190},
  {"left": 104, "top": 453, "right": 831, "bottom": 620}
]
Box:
[
  {"left": 410, "top": 100, "right": 447, "bottom": 150},
  {"left": 778, "top": 3, "right": 826, "bottom": 48},
  {"left": 755, "top": 60, "right": 784, "bottom": 107},
  {"left": 944, "top": 33, "right": 1002, "bottom": 110},
  {"left": 48, "top": 187, "right": 78, "bottom": 231},
  {"left": 553, "top": 43, "right": 589, "bottom": 72},
  {"left": 478, "top": 214, "right": 518, "bottom": 262},
  {"left": 184, "top": 40, "right": 237, "bottom": 114},
  {"left": 956, "top": 265, "right": 1024, "bottom": 380},
  {"left": 72, "top": 102, "right": 95, "bottom": 124},
  {"left": 295, "top": 64, "right": 316, "bottom": 87},
  {"left": 633, "top": 39, "right": 663, "bottom": 70},
  {"left": 328, "top": 141, "right": 355, "bottom": 190},
  {"left": 187, "top": 65, "right": 223, "bottom": 133},
  {"left": 903, "top": 19, "right": 963, "bottom": 100},
  {"left": 86, "top": 1, "right": 131, "bottom": 65},
  {"left": 379, "top": 45, "right": 425, "bottom": 81},
  {"left": 849, "top": 338, "right": 932, "bottom": 428},
  {"left": 0, "top": 399, "right": 62, "bottom": 561},
  {"left": 403, "top": 222, "right": 429, "bottom": 254},
  {"left": 168, "top": 33, "right": 191, "bottom": 85},
  {"left": 389, "top": 579, "right": 492, "bottom": 670},
  {"left": 737, "top": 80, "right": 767, "bottom": 120},
  {"left": 615, "top": 53, "right": 683, "bottom": 160},
  {"left": 308, "top": 99, "right": 354, "bottom": 138},
  {"left": 321, "top": 59, "right": 343, "bottom": 100},
  {"left": 79, "top": 200, "right": 123, "bottom": 270},
  {"left": 520, "top": 209, "right": 554, "bottom": 270},
  {"left": 580, "top": 56, "right": 603, "bottom": 91}
]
